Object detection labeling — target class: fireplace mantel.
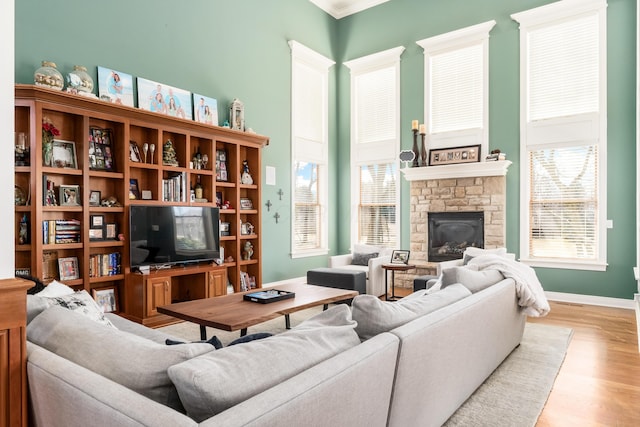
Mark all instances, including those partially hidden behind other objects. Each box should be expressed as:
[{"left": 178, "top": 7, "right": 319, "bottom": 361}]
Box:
[{"left": 401, "top": 160, "right": 512, "bottom": 181}]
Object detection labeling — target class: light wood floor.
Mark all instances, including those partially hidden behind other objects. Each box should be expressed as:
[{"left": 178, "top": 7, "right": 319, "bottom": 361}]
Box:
[{"left": 392, "top": 289, "right": 640, "bottom": 425}]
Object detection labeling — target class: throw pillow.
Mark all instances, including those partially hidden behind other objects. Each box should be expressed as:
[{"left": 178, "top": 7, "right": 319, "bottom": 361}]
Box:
[
  {"left": 43, "top": 290, "right": 116, "bottom": 328},
  {"left": 168, "top": 304, "right": 360, "bottom": 422},
  {"left": 351, "top": 284, "right": 471, "bottom": 340},
  {"left": 441, "top": 266, "right": 504, "bottom": 293},
  {"left": 462, "top": 247, "right": 508, "bottom": 265},
  {"left": 166, "top": 335, "right": 224, "bottom": 349},
  {"left": 351, "top": 252, "right": 379, "bottom": 266},
  {"left": 27, "top": 306, "right": 214, "bottom": 412},
  {"left": 36, "top": 279, "right": 75, "bottom": 297}
]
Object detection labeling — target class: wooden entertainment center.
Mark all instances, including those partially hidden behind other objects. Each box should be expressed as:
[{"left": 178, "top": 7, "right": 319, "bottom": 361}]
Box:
[{"left": 14, "top": 85, "right": 269, "bottom": 326}]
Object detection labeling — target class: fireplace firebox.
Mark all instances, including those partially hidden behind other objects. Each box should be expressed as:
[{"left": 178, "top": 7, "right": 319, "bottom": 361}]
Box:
[{"left": 428, "top": 212, "right": 484, "bottom": 262}]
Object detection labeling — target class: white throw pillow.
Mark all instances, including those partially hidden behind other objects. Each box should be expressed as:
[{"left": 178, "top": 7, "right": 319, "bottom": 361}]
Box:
[
  {"left": 35, "top": 280, "right": 75, "bottom": 297},
  {"left": 31, "top": 290, "right": 116, "bottom": 328},
  {"left": 463, "top": 247, "right": 508, "bottom": 264}
]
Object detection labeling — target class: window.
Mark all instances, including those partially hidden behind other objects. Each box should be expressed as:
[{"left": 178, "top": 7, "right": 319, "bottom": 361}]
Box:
[
  {"left": 345, "top": 47, "right": 404, "bottom": 249},
  {"left": 513, "top": 0, "right": 607, "bottom": 270},
  {"left": 416, "top": 20, "right": 495, "bottom": 155},
  {"left": 289, "top": 41, "right": 334, "bottom": 257}
]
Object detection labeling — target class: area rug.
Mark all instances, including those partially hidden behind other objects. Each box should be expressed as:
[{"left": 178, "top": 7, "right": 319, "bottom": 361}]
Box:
[{"left": 158, "top": 310, "right": 572, "bottom": 426}]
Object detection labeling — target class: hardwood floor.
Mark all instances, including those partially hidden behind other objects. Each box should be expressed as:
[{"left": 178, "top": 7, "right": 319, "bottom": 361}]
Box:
[
  {"left": 392, "top": 288, "right": 640, "bottom": 425},
  {"left": 528, "top": 301, "right": 640, "bottom": 426}
]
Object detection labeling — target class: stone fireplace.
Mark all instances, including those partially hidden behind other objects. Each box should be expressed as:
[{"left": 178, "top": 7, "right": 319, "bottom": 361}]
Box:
[
  {"left": 396, "top": 161, "right": 512, "bottom": 288},
  {"left": 428, "top": 211, "right": 484, "bottom": 262}
]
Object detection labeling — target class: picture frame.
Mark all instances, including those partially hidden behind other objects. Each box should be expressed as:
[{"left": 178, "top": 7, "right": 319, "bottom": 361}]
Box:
[
  {"left": 129, "top": 178, "right": 140, "bottom": 200},
  {"left": 129, "top": 141, "right": 142, "bottom": 162},
  {"left": 51, "top": 139, "right": 78, "bottom": 169},
  {"left": 89, "top": 190, "right": 101, "bottom": 206},
  {"left": 90, "top": 214, "right": 104, "bottom": 228},
  {"left": 58, "top": 256, "right": 79, "bottom": 281},
  {"left": 216, "top": 191, "right": 223, "bottom": 207},
  {"left": 220, "top": 221, "right": 230, "bottom": 236},
  {"left": 229, "top": 98, "right": 245, "bottom": 131},
  {"left": 97, "top": 66, "right": 134, "bottom": 107},
  {"left": 89, "top": 228, "right": 104, "bottom": 241},
  {"left": 240, "top": 197, "right": 253, "bottom": 210},
  {"left": 428, "top": 145, "right": 481, "bottom": 166},
  {"left": 390, "top": 249, "right": 410, "bottom": 265},
  {"left": 105, "top": 223, "right": 117, "bottom": 239},
  {"left": 193, "top": 93, "right": 219, "bottom": 126},
  {"left": 59, "top": 184, "right": 81, "bottom": 206},
  {"left": 92, "top": 286, "right": 118, "bottom": 313},
  {"left": 137, "top": 77, "right": 193, "bottom": 120},
  {"left": 88, "top": 127, "right": 115, "bottom": 171},
  {"left": 240, "top": 222, "right": 254, "bottom": 236}
]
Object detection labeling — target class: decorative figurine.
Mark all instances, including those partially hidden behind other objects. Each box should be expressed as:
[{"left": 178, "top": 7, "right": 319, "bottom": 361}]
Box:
[
  {"left": 19, "top": 214, "right": 29, "bottom": 245},
  {"left": 162, "top": 139, "right": 179, "bottom": 166},
  {"left": 241, "top": 160, "right": 253, "bottom": 185},
  {"left": 243, "top": 241, "right": 254, "bottom": 260},
  {"left": 229, "top": 98, "right": 245, "bottom": 131}
]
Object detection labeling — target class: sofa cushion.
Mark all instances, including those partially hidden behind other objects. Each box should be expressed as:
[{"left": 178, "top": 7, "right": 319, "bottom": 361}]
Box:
[
  {"left": 36, "top": 279, "right": 75, "bottom": 297},
  {"left": 462, "top": 247, "right": 508, "bottom": 265},
  {"left": 27, "top": 306, "right": 214, "bottom": 412},
  {"left": 351, "top": 284, "right": 472, "bottom": 340},
  {"left": 27, "top": 290, "right": 115, "bottom": 328},
  {"left": 168, "top": 304, "right": 361, "bottom": 422},
  {"left": 441, "top": 266, "right": 505, "bottom": 293}
]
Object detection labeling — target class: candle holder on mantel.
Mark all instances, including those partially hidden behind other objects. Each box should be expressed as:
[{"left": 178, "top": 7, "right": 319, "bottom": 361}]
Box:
[
  {"left": 411, "top": 129, "right": 420, "bottom": 167},
  {"left": 420, "top": 130, "right": 427, "bottom": 166}
]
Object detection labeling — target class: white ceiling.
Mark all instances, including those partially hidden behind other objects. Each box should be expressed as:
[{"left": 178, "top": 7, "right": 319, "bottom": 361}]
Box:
[{"left": 309, "top": 0, "right": 390, "bottom": 19}]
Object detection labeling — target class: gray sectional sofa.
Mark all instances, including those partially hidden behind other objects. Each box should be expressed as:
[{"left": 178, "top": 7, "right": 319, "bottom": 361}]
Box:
[{"left": 25, "top": 277, "right": 526, "bottom": 427}]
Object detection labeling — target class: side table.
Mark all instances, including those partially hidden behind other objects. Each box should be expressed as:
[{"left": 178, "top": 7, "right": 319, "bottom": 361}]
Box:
[{"left": 382, "top": 263, "right": 416, "bottom": 301}]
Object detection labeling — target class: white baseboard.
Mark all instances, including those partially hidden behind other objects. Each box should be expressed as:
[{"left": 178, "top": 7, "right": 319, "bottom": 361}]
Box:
[
  {"left": 545, "top": 291, "right": 635, "bottom": 310},
  {"left": 263, "top": 276, "right": 307, "bottom": 287}
]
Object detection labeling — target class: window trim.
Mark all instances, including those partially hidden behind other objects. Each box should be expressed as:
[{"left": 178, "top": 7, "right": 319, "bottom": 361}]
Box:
[
  {"left": 513, "top": 0, "right": 608, "bottom": 271},
  {"left": 289, "top": 40, "right": 334, "bottom": 258}
]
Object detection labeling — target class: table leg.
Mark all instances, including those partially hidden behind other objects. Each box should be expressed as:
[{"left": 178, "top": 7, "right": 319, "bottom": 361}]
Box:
[
  {"left": 199, "top": 325, "right": 207, "bottom": 340},
  {"left": 385, "top": 268, "right": 389, "bottom": 301},
  {"left": 240, "top": 328, "right": 247, "bottom": 336},
  {"left": 285, "top": 314, "right": 291, "bottom": 329},
  {"left": 391, "top": 270, "right": 396, "bottom": 300}
]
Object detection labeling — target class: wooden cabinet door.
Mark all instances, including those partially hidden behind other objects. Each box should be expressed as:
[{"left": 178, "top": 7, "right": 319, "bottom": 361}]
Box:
[
  {"left": 146, "top": 277, "right": 171, "bottom": 317},
  {"left": 207, "top": 269, "right": 226, "bottom": 297}
]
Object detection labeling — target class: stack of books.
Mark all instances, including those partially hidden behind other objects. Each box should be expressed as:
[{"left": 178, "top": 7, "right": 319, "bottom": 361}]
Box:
[{"left": 43, "top": 219, "right": 81, "bottom": 244}]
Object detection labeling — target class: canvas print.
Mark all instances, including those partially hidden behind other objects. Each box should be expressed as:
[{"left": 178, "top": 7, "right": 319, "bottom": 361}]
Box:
[
  {"left": 97, "top": 66, "right": 134, "bottom": 107},
  {"left": 137, "top": 77, "right": 192, "bottom": 120},
  {"left": 193, "top": 93, "right": 219, "bottom": 126}
]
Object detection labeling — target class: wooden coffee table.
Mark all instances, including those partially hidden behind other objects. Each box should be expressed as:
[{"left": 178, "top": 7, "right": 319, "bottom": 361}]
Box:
[{"left": 157, "top": 282, "right": 358, "bottom": 339}]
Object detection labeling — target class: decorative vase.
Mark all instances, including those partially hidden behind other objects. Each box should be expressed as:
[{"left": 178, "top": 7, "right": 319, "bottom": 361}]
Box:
[
  {"left": 411, "top": 129, "right": 419, "bottom": 167},
  {"left": 34, "top": 61, "right": 64, "bottom": 91},
  {"left": 420, "top": 133, "right": 427, "bottom": 166},
  {"left": 42, "top": 138, "right": 53, "bottom": 167},
  {"left": 66, "top": 65, "right": 94, "bottom": 94}
]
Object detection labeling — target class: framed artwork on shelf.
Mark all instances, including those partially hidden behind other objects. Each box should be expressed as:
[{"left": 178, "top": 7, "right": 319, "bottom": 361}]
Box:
[
  {"left": 58, "top": 256, "right": 79, "bottom": 281},
  {"left": 428, "top": 145, "right": 481, "bottom": 166},
  {"left": 105, "top": 223, "right": 117, "bottom": 240},
  {"left": 59, "top": 184, "right": 81, "bottom": 206},
  {"left": 193, "top": 93, "right": 219, "bottom": 126},
  {"left": 240, "top": 222, "right": 254, "bottom": 235},
  {"left": 129, "top": 179, "right": 140, "bottom": 200},
  {"left": 89, "top": 190, "right": 101, "bottom": 206},
  {"left": 390, "top": 250, "right": 410, "bottom": 265},
  {"left": 137, "top": 77, "right": 192, "bottom": 120},
  {"left": 51, "top": 139, "right": 78, "bottom": 169},
  {"left": 220, "top": 222, "right": 230, "bottom": 236},
  {"left": 92, "top": 286, "right": 118, "bottom": 313},
  {"left": 90, "top": 215, "right": 104, "bottom": 229},
  {"left": 216, "top": 149, "right": 228, "bottom": 182},
  {"left": 240, "top": 197, "right": 253, "bottom": 210},
  {"left": 89, "top": 228, "right": 104, "bottom": 241},
  {"left": 88, "top": 127, "right": 115, "bottom": 171},
  {"left": 97, "top": 66, "right": 134, "bottom": 107}
]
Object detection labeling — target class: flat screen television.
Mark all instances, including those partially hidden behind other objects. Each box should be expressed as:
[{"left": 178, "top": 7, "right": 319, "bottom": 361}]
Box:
[{"left": 129, "top": 205, "right": 220, "bottom": 270}]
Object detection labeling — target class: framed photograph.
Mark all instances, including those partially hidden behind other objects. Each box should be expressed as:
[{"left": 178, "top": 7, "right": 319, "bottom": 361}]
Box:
[
  {"left": 58, "top": 256, "right": 79, "bottom": 281},
  {"left": 429, "top": 145, "right": 481, "bottom": 166},
  {"left": 129, "top": 179, "right": 140, "bottom": 200},
  {"left": 59, "top": 184, "right": 81, "bottom": 206},
  {"left": 137, "top": 77, "right": 193, "bottom": 120},
  {"left": 216, "top": 191, "right": 223, "bottom": 207},
  {"left": 89, "top": 228, "right": 104, "bottom": 241},
  {"left": 97, "top": 66, "right": 134, "bottom": 107},
  {"left": 241, "top": 222, "right": 254, "bottom": 235},
  {"left": 220, "top": 222, "right": 230, "bottom": 236},
  {"left": 51, "top": 139, "right": 78, "bottom": 169},
  {"left": 390, "top": 250, "right": 410, "bottom": 265},
  {"left": 89, "top": 190, "right": 101, "bottom": 206},
  {"left": 193, "top": 93, "right": 219, "bottom": 126},
  {"left": 92, "top": 286, "right": 118, "bottom": 313},
  {"left": 129, "top": 141, "right": 142, "bottom": 162},
  {"left": 105, "top": 223, "right": 117, "bottom": 239},
  {"left": 90, "top": 215, "right": 104, "bottom": 228},
  {"left": 229, "top": 98, "right": 244, "bottom": 131},
  {"left": 240, "top": 197, "right": 253, "bottom": 210},
  {"left": 88, "top": 127, "right": 115, "bottom": 171}
]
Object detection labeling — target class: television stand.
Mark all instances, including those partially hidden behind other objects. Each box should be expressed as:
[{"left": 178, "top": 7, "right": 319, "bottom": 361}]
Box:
[{"left": 123, "top": 263, "right": 228, "bottom": 327}]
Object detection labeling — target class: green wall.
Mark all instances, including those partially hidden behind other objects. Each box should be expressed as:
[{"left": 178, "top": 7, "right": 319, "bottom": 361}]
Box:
[{"left": 15, "top": 0, "right": 637, "bottom": 299}]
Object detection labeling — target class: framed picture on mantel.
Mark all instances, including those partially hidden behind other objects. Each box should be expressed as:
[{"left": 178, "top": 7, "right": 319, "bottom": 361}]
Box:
[{"left": 429, "top": 144, "right": 481, "bottom": 166}]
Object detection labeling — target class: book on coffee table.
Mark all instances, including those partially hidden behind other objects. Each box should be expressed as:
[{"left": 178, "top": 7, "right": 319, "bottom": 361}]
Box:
[{"left": 243, "top": 289, "right": 295, "bottom": 304}]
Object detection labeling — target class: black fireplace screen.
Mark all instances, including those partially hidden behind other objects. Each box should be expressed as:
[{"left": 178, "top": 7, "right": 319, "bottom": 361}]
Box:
[{"left": 428, "top": 212, "right": 484, "bottom": 262}]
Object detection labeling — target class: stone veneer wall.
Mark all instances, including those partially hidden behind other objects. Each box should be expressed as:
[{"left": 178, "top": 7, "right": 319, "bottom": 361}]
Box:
[{"left": 394, "top": 175, "right": 507, "bottom": 289}]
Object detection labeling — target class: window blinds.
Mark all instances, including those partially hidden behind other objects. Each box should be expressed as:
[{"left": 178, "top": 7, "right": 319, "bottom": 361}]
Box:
[
  {"left": 294, "top": 162, "right": 320, "bottom": 250},
  {"left": 358, "top": 163, "right": 397, "bottom": 247}
]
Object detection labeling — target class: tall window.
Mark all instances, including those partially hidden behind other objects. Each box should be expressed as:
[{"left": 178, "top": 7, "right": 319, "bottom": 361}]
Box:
[
  {"left": 513, "top": 0, "right": 607, "bottom": 271},
  {"left": 289, "top": 41, "right": 334, "bottom": 258},
  {"left": 417, "top": 20, "right": 495, "bottom": 155},
  {"left": 345, "top": 47, "right": 404, "bottom": 249}
]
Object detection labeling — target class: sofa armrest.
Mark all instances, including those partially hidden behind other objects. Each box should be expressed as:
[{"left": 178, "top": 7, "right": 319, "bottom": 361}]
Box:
[
  {"left": 329, "top": 254, "right": 353, "bottom": 268},
  {"left": 366, "top": 255, "right": 388, "bottom": 297}
]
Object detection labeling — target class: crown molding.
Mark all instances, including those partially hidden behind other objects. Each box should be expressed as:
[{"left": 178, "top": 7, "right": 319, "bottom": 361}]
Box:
[{"left": 309, "top": 0, "right": 390, "bottom": 19}]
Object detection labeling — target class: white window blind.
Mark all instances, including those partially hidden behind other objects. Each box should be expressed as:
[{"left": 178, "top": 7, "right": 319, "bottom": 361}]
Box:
[
  {"left": 430, "top": 43, "right": 483, "bottom": 133},
  {"left": 293, "top": 61, "right": 323, "bottom": 142},
  {"left": 359, "top": 163, "right": 397, "bottom": 247},
  {"left": 294, "top": 162, "right": 321, "bottom": 251},
  {"left": 355, "top": 67, "right": 396, "bottom": 144}
]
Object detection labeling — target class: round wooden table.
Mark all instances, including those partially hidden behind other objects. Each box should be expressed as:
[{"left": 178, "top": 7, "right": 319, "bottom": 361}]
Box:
[{"left": 382, "top": 263, "right": 416, "bottom": 301}]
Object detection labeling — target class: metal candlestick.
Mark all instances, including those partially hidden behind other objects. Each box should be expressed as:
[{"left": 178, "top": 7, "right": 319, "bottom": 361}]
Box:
[
  {"left": 412, "top": 129, "right": 419, "bottom": 167},
  {"left": 420, "top": 133, "right": 427, "bottom": 166}
]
